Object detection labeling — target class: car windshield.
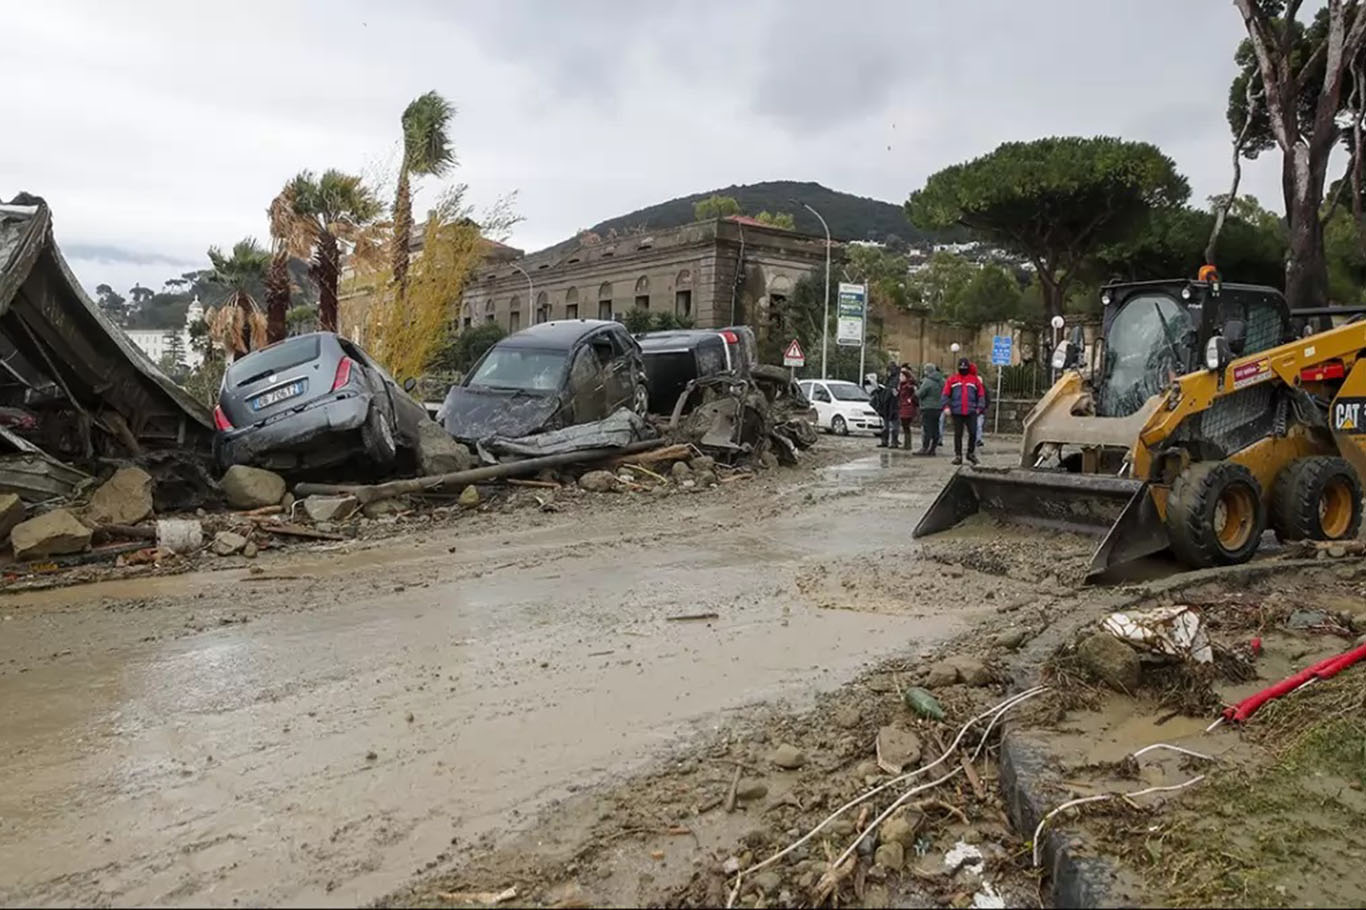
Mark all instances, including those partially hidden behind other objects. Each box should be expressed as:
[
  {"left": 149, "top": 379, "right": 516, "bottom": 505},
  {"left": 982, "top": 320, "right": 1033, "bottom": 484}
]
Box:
[
  {"left": 467, "top": 347, "right": 566, "bottom": 392},
  {"left": 1097, "top": 293, "right": 1195, "bottom": 417},
  {"left": 827, "top": 381, "right": 870, "bottom": 402}
]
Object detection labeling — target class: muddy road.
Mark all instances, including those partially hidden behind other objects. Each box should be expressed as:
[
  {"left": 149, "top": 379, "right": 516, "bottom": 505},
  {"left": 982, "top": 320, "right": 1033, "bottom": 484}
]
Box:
[{"left": 0, "top": 438, "right": 1019, "bottom": 907}]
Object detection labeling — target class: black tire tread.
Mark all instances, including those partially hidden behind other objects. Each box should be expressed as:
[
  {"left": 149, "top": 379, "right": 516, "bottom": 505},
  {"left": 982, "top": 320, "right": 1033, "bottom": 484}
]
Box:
[
  {"left": 1166, "top": 460, "right": 1265, "bottom": 569},
  {"left": 1270, "top": 455, "right": 1363, "bottom": 542}
]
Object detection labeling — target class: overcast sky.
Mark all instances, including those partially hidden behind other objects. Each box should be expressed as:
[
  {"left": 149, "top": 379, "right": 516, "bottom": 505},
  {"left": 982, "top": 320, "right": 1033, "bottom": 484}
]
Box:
[{"left": 6, "top": 0, "right": 1287, "bottom": 297}]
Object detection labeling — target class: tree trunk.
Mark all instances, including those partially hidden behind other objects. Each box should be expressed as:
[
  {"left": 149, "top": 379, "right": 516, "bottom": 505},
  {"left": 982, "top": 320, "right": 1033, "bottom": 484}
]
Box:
[
  {"left": 1285, "top": 144, "right": 1331, "bottom": 308},
  {"left": 1037, "top": 271, "right": 1064, "bottom": 322},
  {"left": 265, "top": 247, "right": 290, "bottom": 343},
  {"left": 392, "top": 169, "right": 412, "bottom": 298},
  {"left": 314, "top": 232, "right": 341, "bottom": 333}
]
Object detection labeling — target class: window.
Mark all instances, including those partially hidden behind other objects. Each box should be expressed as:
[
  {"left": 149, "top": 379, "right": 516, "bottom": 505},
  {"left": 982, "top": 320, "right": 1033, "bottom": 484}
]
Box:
[
  {"left": 675, "top": 290, "right": 692, "bottom": 318},
  {"left": 811, "top": 386, "right": 832, "bottom": 403},
  {"left": 565, "top": 287, "right": 579, "bottom": 316},
  {"left": 635, "top": 295, "right": 650, "bottom": 310},
  {"left": 468, "top": 347, "right": 567, "bottom": 392},
  {"left": 535, "top": 291, "right": 550, "bottom": 324},
  {"left": 1097, "top": 293, "right": 1195, "bottom": 418},
  {"left": 827, "top": 381, "right": 870, "bottom": 402},
  {"left": 566, "top": 303, "right": 579, "bottom": 319},
  {"left": 508, "top": 295, "right": 521, "bottom": 331},
  {"left": 598, "top": 299, "right": 612, "bottom": 320},
  {"left": 768, "top": 293, "right": 787, "bottom": 331},
  {"left": 484, "top": 298, "right": 496, "bottom": 325}
]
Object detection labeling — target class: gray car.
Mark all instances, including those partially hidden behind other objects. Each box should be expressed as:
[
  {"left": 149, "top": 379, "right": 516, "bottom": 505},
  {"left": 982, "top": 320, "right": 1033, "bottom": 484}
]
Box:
[{"left": 214, "top": 332, "right": 428, "bottom": 472}]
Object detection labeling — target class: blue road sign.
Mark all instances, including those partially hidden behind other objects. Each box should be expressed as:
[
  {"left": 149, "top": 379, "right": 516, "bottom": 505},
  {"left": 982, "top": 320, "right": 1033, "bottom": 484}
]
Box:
[{"left": 991, "top": 335, "right": 1013, "bottom": 366}]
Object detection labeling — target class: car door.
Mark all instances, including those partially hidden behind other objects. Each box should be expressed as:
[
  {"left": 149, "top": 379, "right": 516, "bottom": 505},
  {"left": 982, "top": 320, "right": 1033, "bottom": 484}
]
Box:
[
  {"left": 567, "top": 341, "right": 609, "bottom": 423},
  {"left": 808, "top": 382, "right": 833, "bottom": 424},
  {"left": 600, "top": 327, "right": 635, "bottom": 411}
]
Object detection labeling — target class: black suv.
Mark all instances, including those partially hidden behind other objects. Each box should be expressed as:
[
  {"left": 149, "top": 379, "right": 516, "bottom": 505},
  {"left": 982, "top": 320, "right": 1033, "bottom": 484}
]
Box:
[
  {"left": 635, "top": 325, "right": 758, "bottom": 414},
  {"left": 438, "top": 320, "right": 648, "bottom": 443}
]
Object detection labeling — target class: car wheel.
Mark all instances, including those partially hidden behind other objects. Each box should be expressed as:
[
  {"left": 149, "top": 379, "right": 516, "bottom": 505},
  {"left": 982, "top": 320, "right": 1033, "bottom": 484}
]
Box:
[
  {"left": 832, "top": 415, "right": 848, "bottom": 436},
  {"left": 361, "top": 404, "right": 397, "bottom": 468},
  {"left": 632, "top": 382, "right": 649, "bottom": 416}
]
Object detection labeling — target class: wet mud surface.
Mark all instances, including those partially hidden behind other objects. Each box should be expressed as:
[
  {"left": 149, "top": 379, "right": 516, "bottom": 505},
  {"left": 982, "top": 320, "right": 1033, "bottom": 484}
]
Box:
[{"left": 0, "top": 437, "right": 1043, "bottom": 907}]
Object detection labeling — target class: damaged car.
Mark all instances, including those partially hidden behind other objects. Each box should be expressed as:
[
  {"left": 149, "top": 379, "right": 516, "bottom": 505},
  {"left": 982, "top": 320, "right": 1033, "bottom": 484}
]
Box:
[
  {"left": 635, "top": 325, "right": 757, "bottom": 415},
  {"left": 438, "top": 320, "right": 648, "bottom": 445},
  {"left": 213, "top": 332, "right": 428, "bottom": 473}
]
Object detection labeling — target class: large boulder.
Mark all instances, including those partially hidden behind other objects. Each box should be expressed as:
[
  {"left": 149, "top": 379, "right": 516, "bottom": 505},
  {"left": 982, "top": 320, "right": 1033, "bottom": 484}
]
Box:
[
  {"left": 0, "top": 493, "right": 25, "bottom": 542},
  {"left": 414, "top": 420, "right": 473, "bottom": 476},
  {"left": 1077, "top": 631, "right": 1142, "bottom": 693},
  {"left": 220, "top": 465, "right": 287, "bottom": 510},
  {"left": 83, "top": 466, "right": 154, "bottom": 526},
  {"left": 11, "top": 509, "right": 92, "bottom": 560}
]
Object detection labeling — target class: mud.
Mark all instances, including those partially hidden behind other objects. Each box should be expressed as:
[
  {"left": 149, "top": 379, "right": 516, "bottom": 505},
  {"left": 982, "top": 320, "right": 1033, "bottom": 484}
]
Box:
[{"left": 0, "top": 437, "right": 1042, "bottom": 907}]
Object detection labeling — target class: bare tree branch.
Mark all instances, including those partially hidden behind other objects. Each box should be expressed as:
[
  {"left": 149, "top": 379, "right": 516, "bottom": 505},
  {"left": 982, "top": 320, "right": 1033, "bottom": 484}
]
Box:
[{"left": 1209, "top": 80, "right": 1261, "bottom": 263}]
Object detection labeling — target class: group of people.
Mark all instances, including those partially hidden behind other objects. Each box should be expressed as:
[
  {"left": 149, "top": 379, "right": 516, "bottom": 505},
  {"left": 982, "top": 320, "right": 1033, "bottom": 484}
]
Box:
[{"left": 866, "top": 357, "right": 989, "bottom": 465}]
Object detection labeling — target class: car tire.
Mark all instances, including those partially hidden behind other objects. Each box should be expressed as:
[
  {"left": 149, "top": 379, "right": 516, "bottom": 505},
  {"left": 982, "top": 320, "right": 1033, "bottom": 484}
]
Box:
[
  {"left": 1271, "top": 455, "right": 1363, "bottom": 542},
  {"left": 362, "top": 404, "right": 397, "bottom": 468},
  {"left": 1165, "top": 460, "right": 1265, "bottom": 568},
  {"left": 832, "top": 415, "right": 848, "bottom": 436},
  {"left": 632, "top": 382, "right": 649, "bottom": 416}
]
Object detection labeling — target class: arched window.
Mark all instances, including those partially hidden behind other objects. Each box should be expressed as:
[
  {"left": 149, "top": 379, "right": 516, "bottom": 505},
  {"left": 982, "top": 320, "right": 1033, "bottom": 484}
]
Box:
[
  {"left": 598, "top": 282, "right": 613, "bottom": 320},
  {"left": 675, "top": 270, "right": 693, "bottom": 319},
  {"left": 634, "top": 275, "right": 650, "bottom": 311},
  {"left": 535, "top": 291, "right": 550, "bottom": 324},
  {"left": 508, "top": 295, "right": 521, "bottom": 332},
  {"left": 565, "top": 287, "right": 579, "bottom": 320},
  {"left": 767, "top": 276, "right": 793, "bottom": 333},
  {"left": 484, "top": 298, "right": 496, "bottom": 324},
  {"left": 462, "top": 301, "right": 474, "bottom": 329}
]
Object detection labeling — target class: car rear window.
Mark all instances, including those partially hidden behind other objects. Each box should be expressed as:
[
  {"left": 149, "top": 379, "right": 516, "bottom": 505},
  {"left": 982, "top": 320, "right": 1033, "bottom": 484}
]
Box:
[{"left": 227, "top": 336, "right": 322, "bottom": 387}]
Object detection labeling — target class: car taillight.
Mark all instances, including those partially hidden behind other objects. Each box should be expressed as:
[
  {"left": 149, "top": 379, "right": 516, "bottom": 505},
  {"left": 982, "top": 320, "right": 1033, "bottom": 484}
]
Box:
[
  {"left": 332, "top": 356, "right": 355, "bottom": 391},
  {"left": 213, "top": 406, "right": 233, "bottom": 431},
  {"left": 720, "top": 330, "right": 738, "bottom": 343}
]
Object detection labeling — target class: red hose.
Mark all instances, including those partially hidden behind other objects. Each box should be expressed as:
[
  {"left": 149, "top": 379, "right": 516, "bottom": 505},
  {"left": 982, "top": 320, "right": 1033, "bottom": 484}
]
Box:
[{"left": 1222, "top": 642, "right": 1366, "bottom": 725}]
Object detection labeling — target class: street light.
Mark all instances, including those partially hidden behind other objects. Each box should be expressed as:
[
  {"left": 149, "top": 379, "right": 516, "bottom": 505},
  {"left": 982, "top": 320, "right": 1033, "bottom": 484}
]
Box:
[
  {"left": 792, "top": 199, "right": 832, "bottom": 379},
  {"left": 511, "top": 263, "right": 534, "bottom": 324}
]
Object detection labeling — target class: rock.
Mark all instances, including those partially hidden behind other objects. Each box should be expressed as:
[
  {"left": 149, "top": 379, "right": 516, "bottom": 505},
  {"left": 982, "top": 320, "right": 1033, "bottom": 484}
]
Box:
[
  {"left": 221, "top": 465, "right": 286, "bottom": 509},
  {"left": 1287, "top": 609, "right": 1331, "bottom": 630},
  {"left": 415, "top": 419, "right": 474, "bottom": 476},
  {"left": 578, "top": 470, "right": 618, "bottom": 493},
  {"left": 945, "top": 655, "right": 991, "bottom": 686},
  {"left": 211, "top": 530, "right": 248, "bottom": 556},
  {"left": 689, "top": 455, "right": 716, "bottom": 474},
  {"left": 855, "top": 760, "right": 881, "bottom": 779},
  {"left": 911, "top": 855, "right": 946, "bottom": 879},
  {"left": 874, "top": 841, "right": 905, "bottom": 871},
  {"left": 879, "top": 814, "right": 918, "bottom": 848},
  {"left": 458, "top": 485, "right": 480, "bottom": 508},
  {"left": 362, "top": 498, "right": 406, "bottom": 518},
  {"left": 83, "top": 466, "right": 154, "bottom": 525},
  {"left": 925, "top": 660, "right": 960, "bottom": 687},
  {"left": 753, "top": 871, "right": 782, "bottom": 895},
  {"left": 994, "top": 628, "right": 1028, "bottom": 650},
  {"left": 1077, "top": 631, "right": 1142, "bottom": 693},
  {"left": 0, "top": 493, "right": 25, "bottom": 542},
  {"left": 242, "top": 540, "right": 258, "bottom": 558},
  {"left": 876, "top": 724, "right": 922, "bottom": 772},
  {"left": 735, "top": 779, "right": 768, "bottom": 801},
  {"left": 669, "top": 461, "right": 692, "bottom": 482},
  {"left": 1328, "top": 543, "right": 1349, "bottom": 558},
  {"left": 695, "top": 469, "right": 719, "bottom": 488},
  {"left": 302, "top": 495, "right": 359, "bottom": 522},
  {"left": 760, "top": 450, "right": 780, "bottom": 470},
  {"left": 832, "top": 704, "right": 862, "bottom": 729},
  {"left": 722, "top": 856, "right": 742, "bottom": 876},
  {"left": 281, "top": 492, "right": 295, "bottom": 512},
  {"left": 769, "top": 743, "right": 806, "bottom": 769},
  {"left": 11, "top": 509, "right": 92, "bottom": 559}
]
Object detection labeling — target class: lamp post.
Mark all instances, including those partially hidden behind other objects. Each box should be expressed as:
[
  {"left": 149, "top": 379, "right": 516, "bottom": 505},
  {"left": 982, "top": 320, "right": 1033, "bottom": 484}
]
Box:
[
  {"left": 511, "top": 263, "right": 534, "bottom": 324},
  {"left": 793, "top": 199, "right": 832, "bottom": 379}
]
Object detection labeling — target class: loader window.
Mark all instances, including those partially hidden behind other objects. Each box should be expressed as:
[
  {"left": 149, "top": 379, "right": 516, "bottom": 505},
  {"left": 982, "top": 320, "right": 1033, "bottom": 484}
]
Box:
[{"left": 1097, "top": 293, "right": 1194, "bottom": 418}]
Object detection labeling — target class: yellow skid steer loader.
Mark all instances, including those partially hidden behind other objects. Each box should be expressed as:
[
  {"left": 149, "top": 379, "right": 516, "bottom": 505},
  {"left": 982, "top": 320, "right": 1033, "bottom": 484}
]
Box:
[{"left": 914, "top": 274, "right": 1366, "bottom": 580}]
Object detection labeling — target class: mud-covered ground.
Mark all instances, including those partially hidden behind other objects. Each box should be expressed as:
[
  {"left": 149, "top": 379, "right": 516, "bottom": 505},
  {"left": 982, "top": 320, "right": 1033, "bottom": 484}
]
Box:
[{"left": 0, "top": 435, "right": 1061, "bottom": 908}]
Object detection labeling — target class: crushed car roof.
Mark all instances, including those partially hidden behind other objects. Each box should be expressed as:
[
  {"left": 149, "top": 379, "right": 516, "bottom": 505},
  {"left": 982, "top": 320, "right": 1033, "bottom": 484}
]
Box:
[{"left": 499, "top": 319, "right": 617, "bottom": 349}]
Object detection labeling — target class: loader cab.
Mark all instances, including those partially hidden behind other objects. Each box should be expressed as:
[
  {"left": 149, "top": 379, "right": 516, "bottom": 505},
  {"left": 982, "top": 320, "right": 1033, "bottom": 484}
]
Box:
[{"left": 1094, "top": 279, "right": 1291, "bottom": 418}]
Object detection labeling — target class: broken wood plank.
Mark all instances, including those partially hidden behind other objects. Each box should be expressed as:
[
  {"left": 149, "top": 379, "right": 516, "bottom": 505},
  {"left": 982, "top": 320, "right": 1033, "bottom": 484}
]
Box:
[
  {"left": 602, "top": 442, "right": 692, "bottom": 468},
  {"left": 621, "top": 462, "right": 668, "bottom": 484},
  {"left": 960, "top": 757, "right": 986, "bottom": 801},
  {"left": 507, "top": 478, "right": 559, "bottom": 489},
  {"left": 666, "top": 612, "right": 719, "bottom": 622},
  {"left": 435, "top": 886, "right": 517, "bottom": 905},
  {"left": 723, "top": 762, "right": 742, "bottom": 813},
  {"left": 255, "top": 521, "right": 344, "bottom": 541}
]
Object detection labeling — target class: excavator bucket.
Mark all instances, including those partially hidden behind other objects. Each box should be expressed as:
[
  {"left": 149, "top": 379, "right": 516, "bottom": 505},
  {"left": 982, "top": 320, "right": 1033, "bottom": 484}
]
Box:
[{"left": 912, "top": 467, "right": 1171, "bottom": 581}]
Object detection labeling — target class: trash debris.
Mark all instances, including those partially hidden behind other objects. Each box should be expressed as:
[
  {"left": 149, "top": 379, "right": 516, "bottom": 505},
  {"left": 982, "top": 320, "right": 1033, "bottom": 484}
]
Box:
[
  {"left": 300, "top": 495, "right": 359, "bottom": 523},
  {"left": 210, "top": 531, "right": 248, "bottom": 556},
  {"left": 434, "top": 886, "right": 517, "bottom": 905},
  {"left": 155, "top": 518, "right": 203, "bottom": 553},
  {"left": 458, "top": 485, "right": 480, "bottom": 508},
  {"left": 665, "top": 611, "right": 718, "bottom": 622},
  {"left": 1220, "top": 641, "right": 1366, "bottom": 725},
  {"left": 0, "top": 492, "right": 25, "bottom": 542},
  {"left": 1102, "top": 605, "right": 1213, "bottom": 663},
  {"left": 903, "top": 686, "right": 945, "bottom": 720},
  {"left": 479, "top": 408, "right": 656, "bottom": 460},
  {"left": 10, "top": 509, "right": 91, "bottom": 559}
]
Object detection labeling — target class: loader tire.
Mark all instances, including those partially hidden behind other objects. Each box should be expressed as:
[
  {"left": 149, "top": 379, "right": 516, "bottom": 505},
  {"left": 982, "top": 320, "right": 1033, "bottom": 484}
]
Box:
[
  {"left": 1271, "top": 456, "right": 1363, "bottom": 542},
  {"left": 1165, "top": 460, "right": 1265, "bottom": 568}
]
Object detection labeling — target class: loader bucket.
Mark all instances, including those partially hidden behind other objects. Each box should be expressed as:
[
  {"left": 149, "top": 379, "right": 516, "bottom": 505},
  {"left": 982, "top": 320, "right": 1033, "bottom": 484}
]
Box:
[{"left": 912, "top": 467, "right": 1171, "bottom": 581}]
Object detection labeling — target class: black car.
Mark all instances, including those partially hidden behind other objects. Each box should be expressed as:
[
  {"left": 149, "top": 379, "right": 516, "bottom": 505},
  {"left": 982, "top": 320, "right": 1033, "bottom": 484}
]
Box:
[
  {"left": 635, "top": 325, "right": 758, "bottom": 414},
  {"left": 214, "top": 332, "right": 428, "bottom": 472},
  {"left": 438, "top": 320, "right": 648, "bottom": 443}
]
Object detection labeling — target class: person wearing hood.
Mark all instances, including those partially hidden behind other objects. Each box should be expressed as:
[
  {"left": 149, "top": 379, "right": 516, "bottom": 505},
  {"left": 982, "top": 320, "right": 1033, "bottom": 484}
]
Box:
[
  {"left": 896, "top": 364, "right": 919, "bottom": 449},
  {"left": 915, "top": 362, "right": 944, "bottom": 455},
  {"left": 974, "top": 363, "right": 990, "bottom": 451},
  {"left": 878, "top": 360, "right": 901, "bottom": 448},
  {"left": 941, "top": 357, "right": 986, "bottom": 465}
]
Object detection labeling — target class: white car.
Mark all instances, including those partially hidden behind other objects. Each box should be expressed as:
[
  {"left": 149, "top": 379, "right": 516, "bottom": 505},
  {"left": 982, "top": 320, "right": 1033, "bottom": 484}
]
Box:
[{"left": 798, "top": 379, "right": 885, "bottom": 436}]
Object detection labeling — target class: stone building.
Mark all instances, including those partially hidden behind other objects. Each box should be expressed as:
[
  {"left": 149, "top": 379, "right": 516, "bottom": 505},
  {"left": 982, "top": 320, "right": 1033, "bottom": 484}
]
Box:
[{"left": 456, "top": 216, "right": 836, "bottom": 342}]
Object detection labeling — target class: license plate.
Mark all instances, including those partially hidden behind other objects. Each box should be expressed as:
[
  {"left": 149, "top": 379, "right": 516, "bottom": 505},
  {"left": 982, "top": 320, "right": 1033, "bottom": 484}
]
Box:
[{"left": 251, "top": 381, "right": 304, "bottom": 410}]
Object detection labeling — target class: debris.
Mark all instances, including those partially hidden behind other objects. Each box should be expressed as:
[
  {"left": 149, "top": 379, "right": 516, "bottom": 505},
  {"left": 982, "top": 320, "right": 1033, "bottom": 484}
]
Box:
[
  {"left": 734, "top": 779, "right": 768, "bottom": 802},
  {"left": 832, "top": 703, "right": 862, "bottom": 729},
  {"left": 621, "top": 462, "right": 668, "bottom": 484},
  {"left": 256, "top": 521, "right": 344, "bottom": 542},
  {"left": 925, "top": 660, "right": 960, "bottom": 688},
  {"left": 878, "top": 812, "right": 920, "bottom": 847},
  {"left": 435, "top": 886, "right": 518, "bottom": 905},
  {"left": 960, "top": 758, "right": 986, "bottom": 800},
  {"left": 0, "top": 492, "right": 25, "bottom": 541},
  {"left": 82, "top": 466, "right": 154, "bottom": 526},
  {"left": 11, "top": 509, "right": 91, "bottom": 559},
  {"left": 769, "top": 744, "right": 806, "bottom": 770},
  {"left": 694, "top": 468, "right": 719, "bottom": 488},
  {"left": 458, "top": 485, "right": 480, "bottom": 508},
  {"left": 993, "top": 628, "right": 1028, "bottom": 650},
  {"left": 361, "top": 498, "right": 406, "bottom": 518},
  {"left": 926, "top": 655, "right": 990, "bottom": 687},
  {"left": 666, "top": 612, "right": 719, "bottom": 622},
  {"left": 90, "top": 523, "right": 157, "bottom": 544},
  {"left": 221, "top": 465, "right": 287, "bottom": 509},
  {"left": 481, "top": 409, "right": 656, "bottom": 460},
  {"left": 211, "top": 531, "right": 248, "bottom": 556},
  {"left": 1102, "top": 605, "right": 1212, "bottom": 663},
  {"left": 414, "top": 418, "right": 474, "bottom": 476},
  {"left": 603, "top": 443, "right": 693, "bottom": 468},
  {"left": 1076, "top": 630, "right": 1142, "bottom": 692},
  {"left": 944, "top": 840, "right": 985, "bottom": 876},
  {"left": 301, "top": 495, "right": 359, "bottom": 523},
  {"left": 903, "top": 687, "right": 945, "bottom": 721},
  {"left": 875, "top": 724, "right": 923, "bottom": 774},
  {"left": 874, "top": 841, "right": 905, "bottom": 871},
  {"left": 1221, "top": 641, "right": 1366, "bottom": 725},
  {"left": 724, "top": 764, "right": 743, "bottom": 812},
  {"left": 155, "top": 518, "right": 203, "bottom": 553},
  {"left": 1287, "top": 609, "right": 1331, "bottom": 630},
  {"left": 690, "top": 455, "right": 716, "bottom": 474},
  {"left": 577, "top": 470, "right": 618, "bottom": 493},
  {"left": 242, "top": 540, "right": 258, "bottom": 559},
  {"left": 506, "top": 478, "right": 559, "bottom": 489},
  {"left": 670, "top": 461, "right": 692, "bottom": 482}
]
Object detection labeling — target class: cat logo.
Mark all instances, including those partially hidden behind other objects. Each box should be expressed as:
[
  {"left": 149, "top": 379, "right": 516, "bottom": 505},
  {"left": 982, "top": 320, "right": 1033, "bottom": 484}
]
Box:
[{"left": 1333, "top": 398, "right": 1366, "bottom": 433}]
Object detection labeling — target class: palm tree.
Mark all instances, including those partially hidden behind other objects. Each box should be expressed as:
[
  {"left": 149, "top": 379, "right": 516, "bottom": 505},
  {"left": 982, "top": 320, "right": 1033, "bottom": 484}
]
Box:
[
  {"left": 265, "top": 185, "right": 313, "bottom": 343},
  {"left": 393, "top": 91, "right": 456, "bottom": 296},
  {"left": 205, "top": 238, "right": 270, "bottom": 359},
  {"left": 289, "top": 169, "right": 382, "bottom": 333}
]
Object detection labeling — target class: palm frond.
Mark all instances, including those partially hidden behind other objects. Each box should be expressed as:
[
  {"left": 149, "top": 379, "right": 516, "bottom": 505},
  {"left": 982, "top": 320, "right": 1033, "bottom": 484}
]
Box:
[{"left": 401, "top": 91, "right": 457, "bottom": 178}]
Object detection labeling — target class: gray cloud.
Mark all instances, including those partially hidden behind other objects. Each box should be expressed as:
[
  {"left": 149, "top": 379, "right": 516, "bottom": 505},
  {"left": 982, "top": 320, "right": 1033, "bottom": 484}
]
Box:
[{"left": 63, "top": 244, "right": 200, "bottom": 267}]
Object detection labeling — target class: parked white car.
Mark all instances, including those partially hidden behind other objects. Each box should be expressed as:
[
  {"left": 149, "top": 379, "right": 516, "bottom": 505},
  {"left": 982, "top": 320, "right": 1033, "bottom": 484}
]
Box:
[{"left": 798, "top": 379, "right": 884, "bottom": 436}]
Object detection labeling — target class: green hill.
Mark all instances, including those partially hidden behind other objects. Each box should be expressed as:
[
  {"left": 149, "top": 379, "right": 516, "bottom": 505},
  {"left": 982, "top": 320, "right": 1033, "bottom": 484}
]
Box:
[{"left": 583, "top": 180, "right": 926, "bottom": 244}]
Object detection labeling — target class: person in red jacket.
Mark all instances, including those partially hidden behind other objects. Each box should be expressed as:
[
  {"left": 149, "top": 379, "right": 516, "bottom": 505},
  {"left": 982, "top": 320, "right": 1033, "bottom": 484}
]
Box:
[
  {"left": 941, "top": 357, "right": 986, "bottom": 465},
  {"left": 896, "top": 364, "right": 919, "bottom": 449}
]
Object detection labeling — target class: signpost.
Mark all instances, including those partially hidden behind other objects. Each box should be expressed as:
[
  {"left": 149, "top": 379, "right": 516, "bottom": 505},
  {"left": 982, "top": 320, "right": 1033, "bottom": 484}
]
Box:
[
  {"left": 990, "top": 335, "right": 1013, "bottom": 435},
  {"left": 836, "top": 282, "right": 867, "bottom": 383},
  {"left": 783, "top": 337, "right": 806, "bottom": 379}
]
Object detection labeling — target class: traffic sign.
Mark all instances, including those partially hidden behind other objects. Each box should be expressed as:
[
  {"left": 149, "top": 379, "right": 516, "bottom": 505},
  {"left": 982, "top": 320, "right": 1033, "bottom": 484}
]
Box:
[
  {"left": 836, "top": 283, "right": 866, "bottom": 347},
  {"left": 782, "top": 338, "right": 806, "bottom": 367},
  {"left": 991, "top": 335, "right": 1013, "bottom": 366}
]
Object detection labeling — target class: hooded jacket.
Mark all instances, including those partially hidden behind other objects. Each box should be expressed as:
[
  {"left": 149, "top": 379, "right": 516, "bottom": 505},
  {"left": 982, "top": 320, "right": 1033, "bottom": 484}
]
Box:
[
  {"left": 916, "top": 364, "right": 944, "bottom": 410},
  {"left": 942, "top": 363, "right": 987, "bottom": 416}
]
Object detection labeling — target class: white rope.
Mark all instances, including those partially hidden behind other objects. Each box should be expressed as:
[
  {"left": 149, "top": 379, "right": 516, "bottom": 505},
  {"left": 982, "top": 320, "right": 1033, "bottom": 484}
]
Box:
[
  {"left": 1130, "top": 742, "right": 1216, "bottom": 762},
  {"left": 1030, "top": 775, "right": 1207, "bottom": 867}
]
